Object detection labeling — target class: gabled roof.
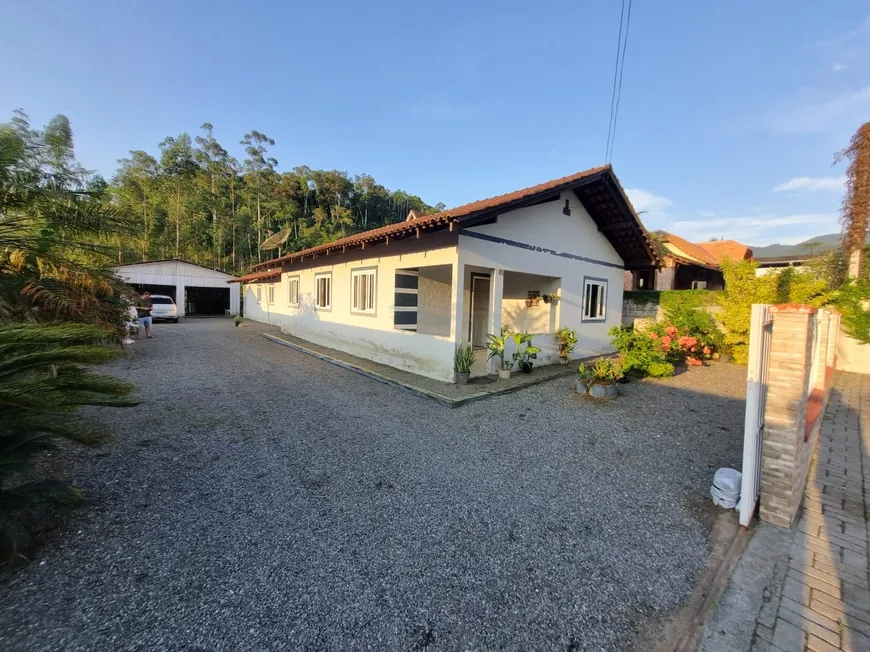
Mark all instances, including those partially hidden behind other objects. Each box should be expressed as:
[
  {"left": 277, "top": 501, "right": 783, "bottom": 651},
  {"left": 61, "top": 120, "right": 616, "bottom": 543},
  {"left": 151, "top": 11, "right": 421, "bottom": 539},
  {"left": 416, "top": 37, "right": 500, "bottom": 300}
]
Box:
[
  {"left": 116, "top": 258, "right": 237, "bottom": 277},
  {"left": 251, "top": 165, "right": 659, "bottom": 271}
]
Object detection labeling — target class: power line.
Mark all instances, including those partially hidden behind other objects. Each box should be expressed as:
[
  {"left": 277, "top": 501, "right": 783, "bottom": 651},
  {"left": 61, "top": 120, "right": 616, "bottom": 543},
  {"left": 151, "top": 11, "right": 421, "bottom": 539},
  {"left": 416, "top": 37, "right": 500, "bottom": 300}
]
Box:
[
  {"left": 605, "top": 0, "right": 626, "bottom": 163},
  {"left": 609, "top": 0, "right": 633, "bottom": 162},
  {"left": 605, "top": 0, "right": 633, "bottom": 163}
]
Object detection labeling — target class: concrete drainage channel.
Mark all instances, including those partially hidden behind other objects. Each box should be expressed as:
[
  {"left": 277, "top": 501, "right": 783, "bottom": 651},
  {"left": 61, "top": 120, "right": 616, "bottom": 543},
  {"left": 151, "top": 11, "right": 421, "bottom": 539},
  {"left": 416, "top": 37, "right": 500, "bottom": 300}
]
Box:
[{"left": 261, "top": 332, "right": 577, "bottom": 408}]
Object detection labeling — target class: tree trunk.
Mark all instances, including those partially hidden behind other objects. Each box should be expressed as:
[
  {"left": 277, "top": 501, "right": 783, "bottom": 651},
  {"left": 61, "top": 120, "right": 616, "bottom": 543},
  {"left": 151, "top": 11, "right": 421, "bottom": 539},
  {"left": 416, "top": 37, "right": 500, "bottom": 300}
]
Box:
[
  {"left": 256, "top": 189, "right": 262, "bottom": 263},
  {"left": 175, "top": 185, "right": 181, "bottom": 257}
]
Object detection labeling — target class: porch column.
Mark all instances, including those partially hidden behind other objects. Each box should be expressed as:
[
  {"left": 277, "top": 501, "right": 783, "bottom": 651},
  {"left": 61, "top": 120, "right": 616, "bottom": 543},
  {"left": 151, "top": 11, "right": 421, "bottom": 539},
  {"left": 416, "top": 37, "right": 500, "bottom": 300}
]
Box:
[
  {"left": 488, "top": 268, "right": 504, "bottom": 373},
  {"left": 449, "top": 261, "right": 465, "bottom": 346},
  {"left": 176, "top": 282, "right": 186, "bottom": 317}
]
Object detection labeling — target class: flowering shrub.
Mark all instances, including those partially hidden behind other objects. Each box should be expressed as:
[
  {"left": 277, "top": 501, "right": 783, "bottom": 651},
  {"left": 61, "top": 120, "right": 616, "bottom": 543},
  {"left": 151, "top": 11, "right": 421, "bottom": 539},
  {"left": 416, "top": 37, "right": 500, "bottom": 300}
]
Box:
[
  {"left": 609, "top": 318, "right": 718, "bottom": 378},
  {"left": 648, "top": 320, "right": 718, "bottom": 364}
]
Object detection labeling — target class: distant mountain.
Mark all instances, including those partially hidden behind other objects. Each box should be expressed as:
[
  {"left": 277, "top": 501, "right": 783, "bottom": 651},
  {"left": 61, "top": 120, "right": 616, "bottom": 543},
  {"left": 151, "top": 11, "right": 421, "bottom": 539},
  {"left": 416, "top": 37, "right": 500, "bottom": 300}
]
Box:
[{"left": 751, "top": 233, "right": 845, "bottom": 259}]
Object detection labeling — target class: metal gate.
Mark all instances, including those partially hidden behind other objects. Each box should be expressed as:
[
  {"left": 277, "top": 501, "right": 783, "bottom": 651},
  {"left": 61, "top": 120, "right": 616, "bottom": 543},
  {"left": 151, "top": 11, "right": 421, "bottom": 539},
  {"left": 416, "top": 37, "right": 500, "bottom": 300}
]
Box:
[{"left": 739, "top": 304, "right": 774, "bottom": 526}]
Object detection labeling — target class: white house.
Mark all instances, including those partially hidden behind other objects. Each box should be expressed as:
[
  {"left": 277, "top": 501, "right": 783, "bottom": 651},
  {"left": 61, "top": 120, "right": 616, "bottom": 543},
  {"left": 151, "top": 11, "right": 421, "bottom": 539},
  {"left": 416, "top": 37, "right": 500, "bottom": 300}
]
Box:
[
  {"left": 116, "top": 259, "right": 240, "bottom": 317},
  {"left": 230, "top": 165, "right": 658, "bottom": 382}
]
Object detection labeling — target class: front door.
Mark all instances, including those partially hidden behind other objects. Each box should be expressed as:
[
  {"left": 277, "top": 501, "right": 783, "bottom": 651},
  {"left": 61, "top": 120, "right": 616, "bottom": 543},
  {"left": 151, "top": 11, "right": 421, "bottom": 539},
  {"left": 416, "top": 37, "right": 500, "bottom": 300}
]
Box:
[{"left": 470, "top": 276, "right": 491, "bottom": 347}]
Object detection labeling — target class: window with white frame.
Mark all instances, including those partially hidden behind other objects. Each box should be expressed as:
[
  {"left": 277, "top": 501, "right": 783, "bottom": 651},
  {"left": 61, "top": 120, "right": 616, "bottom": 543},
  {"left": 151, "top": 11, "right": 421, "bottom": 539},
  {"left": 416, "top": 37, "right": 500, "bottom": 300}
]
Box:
[
  {"left": 267, "top": 283, "right": 275, "bottom": 305},
  {"left": 582, "top": 278, "right": 607, "bottom": 321},
  {"left": 287, "top": 276, "right": 299, "bottom": 306},
  {"left": 315, "top": 273, "right": 332, "bottom": 310},
  {"left": 351, "top": 268, "right": 376, "bottom": 314},
  {"left": 256, "top": 285, "right": 262, "bottom": 303}
]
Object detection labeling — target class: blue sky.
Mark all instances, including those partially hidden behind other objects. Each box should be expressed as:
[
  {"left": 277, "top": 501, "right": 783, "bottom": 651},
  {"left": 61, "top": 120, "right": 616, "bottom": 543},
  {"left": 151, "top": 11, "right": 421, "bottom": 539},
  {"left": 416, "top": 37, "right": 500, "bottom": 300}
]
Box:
[{"left": 2, "top": 0, "right": 868, "bottom": 246}]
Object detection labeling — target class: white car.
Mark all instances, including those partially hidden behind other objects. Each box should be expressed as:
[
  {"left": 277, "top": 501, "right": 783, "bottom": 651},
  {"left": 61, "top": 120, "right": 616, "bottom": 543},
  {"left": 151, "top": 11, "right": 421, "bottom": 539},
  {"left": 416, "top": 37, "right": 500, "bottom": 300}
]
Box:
[{"left": 149, "top": 295, "right": 179, "bottom": 323}]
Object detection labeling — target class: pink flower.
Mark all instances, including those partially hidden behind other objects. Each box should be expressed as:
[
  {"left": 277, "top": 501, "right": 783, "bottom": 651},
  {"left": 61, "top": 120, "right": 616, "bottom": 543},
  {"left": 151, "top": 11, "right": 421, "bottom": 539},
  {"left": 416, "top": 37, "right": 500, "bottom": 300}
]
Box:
[
  {"left": 661, "top": 335, "right": 672, "bottom": 347},
  {"left": 686, "top": 356, "right": 702, "bottom": 366},
  {"left": 703, "top": 347, "right": 711, "bottom": 355},
  {"left": 649, "top": 332, "right": 659, "bottom": 340},
  {"left": 665, "top": 326, "right": 678, "bottom": 337}
]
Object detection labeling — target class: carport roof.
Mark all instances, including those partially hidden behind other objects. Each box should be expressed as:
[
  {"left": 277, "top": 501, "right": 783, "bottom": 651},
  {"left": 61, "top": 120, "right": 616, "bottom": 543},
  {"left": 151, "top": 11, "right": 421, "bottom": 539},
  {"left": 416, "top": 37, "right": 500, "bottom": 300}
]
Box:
[
  {"left": 117, "top": 259, "right": 238, "bottom": 277},
  {"left": 250, "top": 164, "right": 660, "bottom": 272}
]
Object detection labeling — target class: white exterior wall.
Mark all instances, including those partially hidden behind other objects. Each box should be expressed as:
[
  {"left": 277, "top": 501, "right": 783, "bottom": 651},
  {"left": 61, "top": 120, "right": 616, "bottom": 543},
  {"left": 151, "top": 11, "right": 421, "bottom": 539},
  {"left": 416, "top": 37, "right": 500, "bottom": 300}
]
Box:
[
  {"left": 115, "top": 260, "right": 240, "bottom": 316},
  {"left": 836, "top": 330, "right": 870, "bottom": 374},
  {"left": 243, "top": 240, "right": 459, "bottom": 382},
  {"left": 459, "top": 190, "right": 624, "bottom": 362}
]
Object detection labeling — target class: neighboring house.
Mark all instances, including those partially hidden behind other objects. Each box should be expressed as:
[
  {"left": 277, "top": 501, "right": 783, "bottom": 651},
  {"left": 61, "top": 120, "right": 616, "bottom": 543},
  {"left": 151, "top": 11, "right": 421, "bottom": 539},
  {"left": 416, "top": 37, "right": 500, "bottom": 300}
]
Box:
[
  {"left": 624, "top": 231, "right": 753, "bottom": 290},
  {"left": 116, "top": 259, "right": 240, "bottom": 316},
  {"left": 754, "top": 254, "right": 815, "bottom": 276},
  {"left": 230, "top": 165, "right": 658, "bottom": 383}
]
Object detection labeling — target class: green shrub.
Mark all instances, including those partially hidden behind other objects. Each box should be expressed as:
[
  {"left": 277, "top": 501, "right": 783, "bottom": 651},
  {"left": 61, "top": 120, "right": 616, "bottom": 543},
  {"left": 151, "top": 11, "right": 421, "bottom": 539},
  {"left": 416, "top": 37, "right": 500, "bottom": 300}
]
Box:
[
  {"left": 837, "top": 278, "right": 870, "bottom": 344},
  {"left": 624, "top": 289, "right": 718, "bottom": 308},
  {"left": 719, "top": 260, "right": 833, "bottom": 363},
  {"left": 664, "top": 304, "right": 724, "bottom": 352},
  {"left": 609, "top": 325, "right": 670, "bottom": 376},
  {"left": 646, "top": 361, "right": 675, "bottom": 377}
]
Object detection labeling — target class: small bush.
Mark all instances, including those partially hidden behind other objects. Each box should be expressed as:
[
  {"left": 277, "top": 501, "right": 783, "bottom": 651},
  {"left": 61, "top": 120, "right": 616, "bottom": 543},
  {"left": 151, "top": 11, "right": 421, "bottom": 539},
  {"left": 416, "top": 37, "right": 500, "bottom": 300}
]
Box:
[
  {"left": 646, "top": 361, "right": 675, "bottom": 377},
  {"left": 609, "top": 325, "right": 671, "bottom": 376}
]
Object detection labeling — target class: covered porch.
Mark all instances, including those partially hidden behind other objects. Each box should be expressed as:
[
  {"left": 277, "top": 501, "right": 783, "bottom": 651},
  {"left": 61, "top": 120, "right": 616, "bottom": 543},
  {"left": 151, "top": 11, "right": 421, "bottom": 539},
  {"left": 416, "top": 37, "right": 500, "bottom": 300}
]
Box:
[{"left": 394, "top": 262, "right": 564, "bottom": 381}]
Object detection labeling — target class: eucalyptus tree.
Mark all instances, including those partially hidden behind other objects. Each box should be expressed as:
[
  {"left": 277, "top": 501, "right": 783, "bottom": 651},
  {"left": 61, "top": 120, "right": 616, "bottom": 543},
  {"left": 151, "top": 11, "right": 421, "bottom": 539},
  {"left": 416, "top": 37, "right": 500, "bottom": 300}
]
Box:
[
  {"left": 158, "top": 134, "right": 199, "bottom": 258},
  {"left": 240, "top": 130, "right": 277, "bottom": 261}
]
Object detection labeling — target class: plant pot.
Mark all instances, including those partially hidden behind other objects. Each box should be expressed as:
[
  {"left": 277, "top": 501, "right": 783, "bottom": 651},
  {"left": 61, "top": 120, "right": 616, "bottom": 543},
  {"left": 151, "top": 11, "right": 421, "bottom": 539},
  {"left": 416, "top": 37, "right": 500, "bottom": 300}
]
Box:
[
  {"left": 576, "top": 379, "right": 587, "bottom": 394},
  {"left": 498, "top": 368, "right": 512, "bottom": 380},
  {"left": 519, "top": 361, "right": 533, "bottom": 373},
  {"left": 455, "top": 372, "right": 470, "bottom": 385},
  {"left": 588, "top": 382, "right": 617, "bottom": 399}
]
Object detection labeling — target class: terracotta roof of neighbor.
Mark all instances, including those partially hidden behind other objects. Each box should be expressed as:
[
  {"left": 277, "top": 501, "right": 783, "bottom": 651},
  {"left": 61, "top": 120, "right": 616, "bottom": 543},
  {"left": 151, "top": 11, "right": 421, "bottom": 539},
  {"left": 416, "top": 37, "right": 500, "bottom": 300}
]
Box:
[
  {"left": 227, "top": 268, "right": 282, "bottom": 284},
  {"left": 655, "top": 231, "right": 719, "bottom": 268},
  {"left": 698, "top": 240, "right": 753, "bottom": 264},
  {"left": 654, "top": 231, "right": 752, "bottom": 269},
  {"left": 251, "top": 164, "right": 659, "bottom": 272}
]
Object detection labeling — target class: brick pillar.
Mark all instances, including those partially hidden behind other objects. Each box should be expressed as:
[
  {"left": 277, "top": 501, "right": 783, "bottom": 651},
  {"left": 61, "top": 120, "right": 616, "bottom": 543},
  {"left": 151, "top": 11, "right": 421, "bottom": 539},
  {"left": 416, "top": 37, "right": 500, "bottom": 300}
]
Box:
[{"left": 759, "top": 304, "right": 816, "bottom": 528}]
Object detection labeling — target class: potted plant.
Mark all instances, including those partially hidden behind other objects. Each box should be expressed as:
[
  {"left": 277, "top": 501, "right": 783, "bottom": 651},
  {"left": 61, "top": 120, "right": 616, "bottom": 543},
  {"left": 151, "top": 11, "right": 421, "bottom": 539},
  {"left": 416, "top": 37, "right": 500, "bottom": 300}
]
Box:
[
  {"left": 486, "top": 326, "right": 514, "bottom": 379},
  {"left": 525, "top": 291, "right": 542, "bottom": 307},
  {"left": 511, "top": 332, "right": 541, "bottom": 373},
  {"left": 542, "top": 292, "right": 560, "bottom": 305},
  {"left": 454, "top": 344, "right": 476, "bottom": 385},
  {"left": 234, "top": 314, "right": 243, "bottom": 327},
  {"left": 577, "top": 357, "right": 624, "bottom": 399},
  {"left": 555, "top": 326, "right": 578, "bottom": 364}
]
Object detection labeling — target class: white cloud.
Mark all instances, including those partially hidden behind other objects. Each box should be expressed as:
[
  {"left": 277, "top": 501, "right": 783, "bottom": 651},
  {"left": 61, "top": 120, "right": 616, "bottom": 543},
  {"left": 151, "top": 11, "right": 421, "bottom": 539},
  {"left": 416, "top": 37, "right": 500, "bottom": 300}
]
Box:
[
  {"left": 833, "top": 63, "right": 845, "bottom": 72},
  {"left": 625, "top": 188, "right": 672, "bottom": 214},
  {"left": 772, "top": 176, "right": 846, "bottom": 192},
  {"left": 667, "top": 213, "right": 840, "bottom": 246}
]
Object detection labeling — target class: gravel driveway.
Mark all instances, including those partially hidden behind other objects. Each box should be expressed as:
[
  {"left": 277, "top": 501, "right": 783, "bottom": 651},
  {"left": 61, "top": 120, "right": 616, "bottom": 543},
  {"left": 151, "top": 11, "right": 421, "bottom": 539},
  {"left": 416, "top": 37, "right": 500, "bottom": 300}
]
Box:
[{"left": 0, "top": 318, "right": 747, "bottom": 651}]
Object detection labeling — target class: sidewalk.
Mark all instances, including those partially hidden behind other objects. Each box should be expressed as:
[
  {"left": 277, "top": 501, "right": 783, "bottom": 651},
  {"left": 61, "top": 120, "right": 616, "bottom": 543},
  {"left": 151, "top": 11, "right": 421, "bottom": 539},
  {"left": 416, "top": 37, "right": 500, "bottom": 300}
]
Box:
[{"left": 703, "top": 372, "right": 870, "bottom": 652}]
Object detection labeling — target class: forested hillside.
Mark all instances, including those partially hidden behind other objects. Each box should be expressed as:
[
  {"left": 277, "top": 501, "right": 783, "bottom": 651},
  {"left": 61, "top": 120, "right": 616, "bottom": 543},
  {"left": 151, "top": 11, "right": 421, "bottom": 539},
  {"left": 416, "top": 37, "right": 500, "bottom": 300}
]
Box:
[{"left": 11, "top": 111, "right": 441, "bottom": 275}]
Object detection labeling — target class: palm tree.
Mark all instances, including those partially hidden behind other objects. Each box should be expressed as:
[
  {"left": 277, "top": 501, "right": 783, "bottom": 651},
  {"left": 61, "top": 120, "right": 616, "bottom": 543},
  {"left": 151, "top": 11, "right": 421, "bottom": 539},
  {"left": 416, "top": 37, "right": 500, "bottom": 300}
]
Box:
[
  {"left": 1, "top": 118, "right": 136, "bottom": 328},
  {"left": 0, "top": 322, "right": 136, "bottom": 563}
]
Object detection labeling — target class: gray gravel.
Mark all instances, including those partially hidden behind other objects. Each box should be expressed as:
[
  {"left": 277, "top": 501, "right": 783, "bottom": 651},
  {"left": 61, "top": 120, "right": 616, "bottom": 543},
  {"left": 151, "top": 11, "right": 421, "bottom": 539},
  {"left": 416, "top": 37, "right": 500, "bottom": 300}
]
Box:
[{"left": 0, "top": 318, "right": 747, "bottom": 651}]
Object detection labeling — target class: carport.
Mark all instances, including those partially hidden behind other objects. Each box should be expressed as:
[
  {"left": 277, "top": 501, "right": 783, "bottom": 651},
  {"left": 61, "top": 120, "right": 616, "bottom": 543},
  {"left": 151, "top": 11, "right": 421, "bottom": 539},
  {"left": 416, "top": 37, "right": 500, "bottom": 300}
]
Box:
[{"left": 115, "top": 259, "right": 239, "bottom": 317}]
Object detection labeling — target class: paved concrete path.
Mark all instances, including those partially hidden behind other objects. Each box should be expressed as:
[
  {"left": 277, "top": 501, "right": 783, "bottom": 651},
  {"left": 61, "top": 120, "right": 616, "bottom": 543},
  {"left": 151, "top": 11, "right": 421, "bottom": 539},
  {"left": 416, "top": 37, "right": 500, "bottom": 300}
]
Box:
[{"left": 752, "top": 372, "right": 870, "bottom": 651}]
